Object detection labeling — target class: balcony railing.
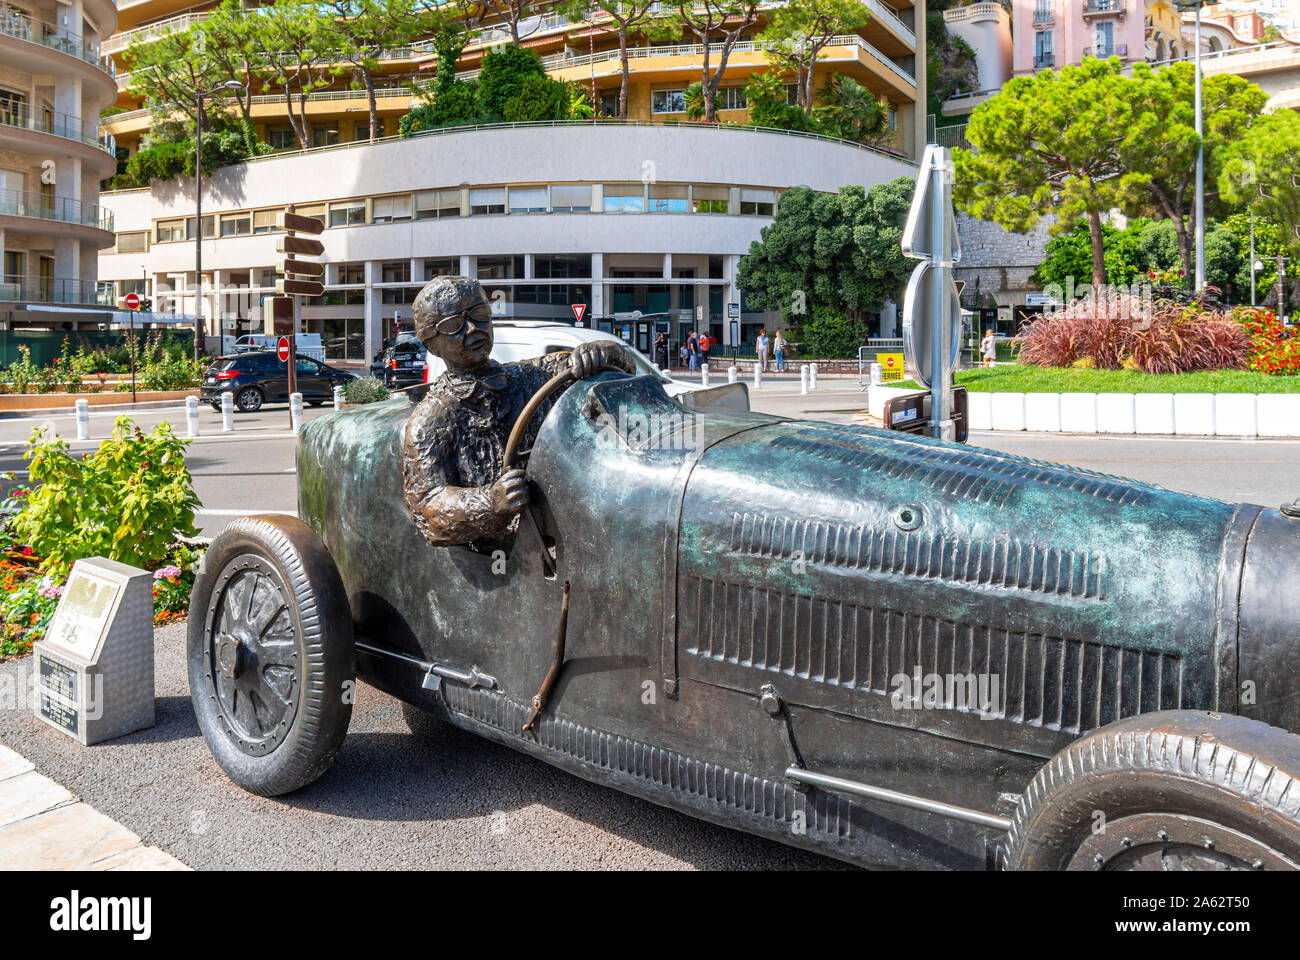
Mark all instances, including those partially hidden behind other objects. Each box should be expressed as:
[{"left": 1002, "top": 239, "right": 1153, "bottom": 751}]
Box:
[
  {"left": 0, "top": 102, "right": 111, "bottom": 153},
  {"left": 0, "top": 189, "right": 114, "bottom": 231},
  {"left": 0, "top": 8, "right": 115, "bottom": 75},
  {"left": 1083, "top": 0, "right": 1123, "bottom": 14},
  {"left": 1082, "top": 43, "right": 1128, "bottom": 58},
  {"left": 1034, "top": 52, "right": 1055, "bottom": 68},
  {"left": 1033, "top": 5, "right": 1054, "bottom": 24},
  {"left": 0, "top": 275, "right": 115, "bottom": 305},
  {"left": 102, "top": 11, "right": 211, "bottom": 54}
]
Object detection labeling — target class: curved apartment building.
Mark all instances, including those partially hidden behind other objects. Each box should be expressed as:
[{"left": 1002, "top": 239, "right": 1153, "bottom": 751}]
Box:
[
  {"left": 1, "top": 0, "right": 118, "bottom": 325},
  {"left": 101, "top": 1, "right": 921, "bottom": 159},
  {"left": 97, "top": 122, "right": 915, "bottom": 362}
]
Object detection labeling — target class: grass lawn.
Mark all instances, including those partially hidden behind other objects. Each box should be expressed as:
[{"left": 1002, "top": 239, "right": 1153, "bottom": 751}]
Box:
[{"left": 893, "top": 365, "right": 1300, "bottom": 394}]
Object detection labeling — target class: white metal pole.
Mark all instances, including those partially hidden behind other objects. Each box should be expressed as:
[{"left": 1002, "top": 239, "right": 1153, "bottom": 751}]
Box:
[
  {"left": 1194, "top": 3, "right": 1205, "bottom": 292},
  {"left": 810, "top": 362, "right": 819, "bottom": 390},
  {"left": 290, "top": 391, "right": 304, "bottom": 433},
  {"left": 752, "top": 361, "right": 762, "bottom": 390},
  {"left": 701, "top": 362, "right": 710, "bottom": 388},
  {"left": 727, "top": 365, "right": 737, "bottom": 384},
  {"left": 929, "top": 150, "right": 947, "bottom": 438},
  {"left": 800, "top": 363, "right": 809, "bottom": 394},
  {"left": 221, "top": 390, "right": 234, "bottom": 432},
  {"left": 333, "top": 383, "right": 344, "bottom": 410},
  {"left": 185, "top": 395, "right": 200, "bottom": 438}
]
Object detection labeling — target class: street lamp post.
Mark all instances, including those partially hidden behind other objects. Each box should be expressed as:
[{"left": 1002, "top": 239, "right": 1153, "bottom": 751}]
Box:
[
  {"left": 1176, "top": 0, "right": 1207, "bottom": 292},
  {"left": 193, "top": 80, "right": 245, "bottom": 365}
]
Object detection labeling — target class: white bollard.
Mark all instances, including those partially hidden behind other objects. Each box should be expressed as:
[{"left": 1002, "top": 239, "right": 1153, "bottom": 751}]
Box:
[
  {"left": 74, "top": 399, "right": 89, "bottom": 441},
  {"left": 870, "top": 362, "right": 883, "bottom": 386},
  {"left": 290, "top": 392, "right": 304, "bottom": 433},
  {"left": 185, "top": 395, "right": 200, "bottom": 438},
  {"left": 810, "top": 362, "right": 819, "bottom": 390},
  {"left": 221, "top": 391, "right": 234, "bottom": 432},
  {"left": 727, "top": 366, "right": 737, "bottom": 384},
  {"left": 701, "top": 363, "right": 710, "bottom": 388},
  {"left": 752, "top": 362, "right": 762, "bottom": 390},
  {"left": 800, "top": 364, "right": 809, "bottom": 395},
  {"left": 333, "top": 384, "right": 344, "bottom": 411}
]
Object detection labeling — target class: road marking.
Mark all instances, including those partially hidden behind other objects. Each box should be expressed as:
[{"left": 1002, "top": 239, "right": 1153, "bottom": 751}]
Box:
[{"left": 196, "top": 508, "right": 298, "bottom": 516}]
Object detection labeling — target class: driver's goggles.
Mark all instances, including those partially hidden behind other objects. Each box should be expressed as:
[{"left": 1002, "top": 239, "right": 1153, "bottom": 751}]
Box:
[{"left": 432, "top": 304, "right": 492, "bottom": 337}]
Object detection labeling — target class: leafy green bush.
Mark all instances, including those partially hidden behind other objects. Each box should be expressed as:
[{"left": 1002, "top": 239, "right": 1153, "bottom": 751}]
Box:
[
  {"left": 794, "top": 305, "right": 870, "bottom": 359},
  {"left": 12, "top": 417, "right": 200, "bottom": 574},
  {"left": 343, "top": 377, "right": 390, "bottom": 404}
]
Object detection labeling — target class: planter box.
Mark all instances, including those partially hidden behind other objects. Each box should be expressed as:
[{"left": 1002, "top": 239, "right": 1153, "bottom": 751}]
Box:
[
  {"left": 1173, "top": 393, "right": 1215, "bottom": 436},
  {"left": 1134, "top": 394, "right": 1176, "bottom": 435},
  {"left": 1214, "top": 394, "right": 1257, "bottom": 438},
  {"left": 1023, "top": 392, "right": 1061, "bottom": 432},
  {"left": 967, "top": 392, "right": 993, "bottom": 430},
  {"left": 1257, "top": 395, "right": 1300, "bottom": 437},
  {"left": 0, "top": 389, "right": 198, "bottom": 412},
  {"left": 990, "top": 392, "right": 1026, "bottom": 431},
  {"left": 1096, "top": 393, "right": 1136, "bottom": 434},
  {"left": 1059, "top": 393, "right": 1098, "bottom": 433}
]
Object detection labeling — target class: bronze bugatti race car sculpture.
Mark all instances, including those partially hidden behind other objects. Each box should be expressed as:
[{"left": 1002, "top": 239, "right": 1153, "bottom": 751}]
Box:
[{"left": 188, "top": 282, "right": 1300, "bottom": 871}]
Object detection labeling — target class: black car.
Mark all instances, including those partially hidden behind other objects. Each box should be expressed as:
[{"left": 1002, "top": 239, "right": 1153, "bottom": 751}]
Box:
[
  {"left": 370, "top": 334, "right": 426, "bottom": 389},
  {"left": 200, "top": 350, "right": 356, "bottom": 412}
]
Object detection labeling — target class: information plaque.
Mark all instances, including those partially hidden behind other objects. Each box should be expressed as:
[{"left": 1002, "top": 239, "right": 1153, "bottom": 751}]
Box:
[{"left": 32, "top": 558, "right": 155, "bottom": 745}]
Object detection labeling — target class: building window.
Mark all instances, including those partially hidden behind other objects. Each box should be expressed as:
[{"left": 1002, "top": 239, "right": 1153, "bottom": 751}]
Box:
[
  {"left": 330, "top": 263, "right": 365, "bottom": 305},
  {"left": 381, "top": 261, "right": 415, "bottom": 304},
  {"left": 598, "top": 93, "right": 619, "bottom": 117},
  {"left": 1095, "top": 21, "right": 1113, "bottom": 57},
  {"left": 477, "top": 256, "right": 523, "bottom": 281},
  {"left": 549, "top": 184, "right": 591, "bottom": 212},
  {"left": 469, "top": 187, "right": 506, "bottom": 215},
  {"left": 115, "top": 231, "right": 148, "bottom": 254},
  {"left": 311, "top": 126, "right": 340, "bottom": 148},
  {"left": 693, "top": 186, "right": 729, "bottom": 214},
  {"left": 508, "top": 185, "right": 547, "bottom": 214},
  {"left": 1035, "top": 29, "right": 1054, "bottom": 67},
  {"left": 156, "top": 218, "right": 187, "bottom": 243},
  {"left": 739, "top": 189, "right": 775, "bottom": 216},
  {"left": 415, "top": 189, "right": 461, "bottom": 219},
  {"left": 252, "top": 209, "right": 278, "bottom": 234},
  {"left": 295, "top": 204, "right": 327, "bottom": 229},
  {"left": 651, "top": 89, "right": 686, "bottom": 114},
  {"left": 220, "top": 213, "right": 251, "bottom": 237},
  {"left": 0, "top": 88, "right": 26, "bottom": 126},
  {"left": 718, "top": 86, "right": 747, "bottom": 111},
  {"left": 649, "top": 184, "right": 688, "bottom": 213},
  {"left": 328, "top": 201, "right": 366, "bottom": 227},
  {"left": 371, "top": 194, "right": 413, "bottom": 223},
  {"left": 118, "top": 278, "right": 148, "bottom": 299},
  {"left": 268, "top": 127, "right": 297, "bottom": 150},
  {"left": 424, "top": 258, "right": 459, "bottom": 280},
  {"left": 887, "top": 105, "right": 898, "bottom": 131},
  {"left": 604, "top": 183, "right": 644, "bottom": 212},
  {"left": 535, "top": 255, "right": 591, "bottom": 279}
]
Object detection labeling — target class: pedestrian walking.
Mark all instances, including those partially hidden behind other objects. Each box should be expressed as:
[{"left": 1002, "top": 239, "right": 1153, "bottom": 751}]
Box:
[
  {"left": 756, "top": 328, "right": 769, "bottom": 372},
  {"left": 981, "top": 330, "right": 997, "bottom": 368},
  {"left": 773, "top": 331, "right": 787, "bottom": 372},
  {"left": 687, "top": 332, "right": 700, "bottom": 372},
  {"left": 699, "top": 331, "right": 713, "bottom": 366}
]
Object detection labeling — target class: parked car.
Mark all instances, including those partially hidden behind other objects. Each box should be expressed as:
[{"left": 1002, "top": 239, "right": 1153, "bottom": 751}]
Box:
[
  {"left": 370, "top": 333, "right": 426, "bottom": 389},
  {"left": 200, "top": 350, "right": 355, "bottom": 412},
  {"left": 187, "top": 348, "right": 1300, "bottom": 870}
]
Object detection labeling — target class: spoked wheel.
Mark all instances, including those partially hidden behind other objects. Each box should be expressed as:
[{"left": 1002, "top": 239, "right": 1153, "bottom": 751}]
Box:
[
  {"left": 1005, "top": 711, "right": 1300, "bottom": 871},
  {"left": 235, "top": 386, "right": 263, "bottom": 412},
  {"left": 188, "top": 515, "right": 354, "bottom": 796}
]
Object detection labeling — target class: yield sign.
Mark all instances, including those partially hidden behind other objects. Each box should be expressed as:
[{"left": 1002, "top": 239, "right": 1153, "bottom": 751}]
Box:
[{"left": 571, "top": 304, "right": 587, "bottom": 324}]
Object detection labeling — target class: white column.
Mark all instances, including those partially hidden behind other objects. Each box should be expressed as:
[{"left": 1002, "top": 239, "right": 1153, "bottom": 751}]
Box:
[
  {"left": 523, "top": 253, "right": 534, "bottom": 280},
  {"left": 725, "top": 254, "right": 742, "bottom": 329},
  {"left": 363, "top": 260, "right": 383, "bottom": 366},
  {"left": 591, "top": 252, "right": 605, "bottom": 318},
  {"left": 459, "top": 254, "right": 473, "bottom": 278}
]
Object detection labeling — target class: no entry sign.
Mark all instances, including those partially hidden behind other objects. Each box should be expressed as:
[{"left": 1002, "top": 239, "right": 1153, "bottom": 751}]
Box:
[
  {"left": 123, "top": 293, "right": 140, "bottom": 310},
  {"left": 277, "top": 336, "right": 291, "bottom": 363}
]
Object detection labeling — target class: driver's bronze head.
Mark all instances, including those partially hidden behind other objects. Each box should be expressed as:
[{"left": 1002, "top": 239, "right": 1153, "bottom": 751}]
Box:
[{"left": 413, "top": 276, "right": 495, "bottom": 373}]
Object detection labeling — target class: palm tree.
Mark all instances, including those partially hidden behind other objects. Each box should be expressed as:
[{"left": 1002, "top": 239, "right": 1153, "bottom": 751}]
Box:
[
  {"left": 683, "top": 81, "right": 705, "bottom": 121},
  {"left": 815, "top": 74, "right": 888, "bottom": 145}
]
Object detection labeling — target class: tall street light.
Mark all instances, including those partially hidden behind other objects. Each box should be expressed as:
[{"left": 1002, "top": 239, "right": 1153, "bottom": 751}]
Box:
[
  {"left": 193, "top": 80, "right": 245, "bottom": 365},
  {"left": 1176, "top": 0, "right": 1207, "bottom": 292}
]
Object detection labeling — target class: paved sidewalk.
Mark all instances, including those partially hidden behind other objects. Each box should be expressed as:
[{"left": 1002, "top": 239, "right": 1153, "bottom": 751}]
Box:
[{"left": 0, "top": 744, "right": 187, "bottom": 871}]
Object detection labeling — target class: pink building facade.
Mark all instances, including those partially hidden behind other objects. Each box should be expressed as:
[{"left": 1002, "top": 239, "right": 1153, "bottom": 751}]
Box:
[{"left": 1013, "top": 0, "right": 1183, "bottom": 74}]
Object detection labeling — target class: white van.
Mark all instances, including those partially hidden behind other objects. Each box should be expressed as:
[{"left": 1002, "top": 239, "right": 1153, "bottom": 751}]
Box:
[{"left": 422, "top": 320, "right": 747, "bottom": 410}]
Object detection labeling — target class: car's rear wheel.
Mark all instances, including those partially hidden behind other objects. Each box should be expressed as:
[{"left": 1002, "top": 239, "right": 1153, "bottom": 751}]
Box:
[
  {"left": 235, "top": 386, "right": 264, "bottom": 413},
  {"left": 187, "top": 515, "right": 354, "bottom": 796},
  {"left": 209, "top": 402, "right": 221, "bottom": 412},
  {"left": 1004, "top": 711, "right": 1300, "bottom": 871}
]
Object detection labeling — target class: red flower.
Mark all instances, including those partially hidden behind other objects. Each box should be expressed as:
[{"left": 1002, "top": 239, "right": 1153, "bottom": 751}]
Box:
[{"left": 20, "top": 546, "right": 33, "bottom": 557}]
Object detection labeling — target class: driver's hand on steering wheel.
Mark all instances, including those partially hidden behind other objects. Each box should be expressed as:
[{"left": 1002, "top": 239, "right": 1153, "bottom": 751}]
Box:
[
  {"left": 488, "top": 468, "right": 529, "bottom": 519},
  {"left": 569, "top": 340, "right": 636, "bottom": 380}
]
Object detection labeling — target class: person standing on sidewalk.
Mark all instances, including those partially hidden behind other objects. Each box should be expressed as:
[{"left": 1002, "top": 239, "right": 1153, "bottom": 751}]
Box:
[
  {"left": 981, "top": 330, "right": 997, "bottom": 368},
  {"left": 687, "top": 332, "right": 700, "bottom": 372},
  {"left": 773, "top": 331, "right": 787, "bottom": 372},
  {"left": 756, "top": 328, "right": 769, "bottom": 372},
  {"left": 654, "top": 331, "right": 669, "bottom": 370}
]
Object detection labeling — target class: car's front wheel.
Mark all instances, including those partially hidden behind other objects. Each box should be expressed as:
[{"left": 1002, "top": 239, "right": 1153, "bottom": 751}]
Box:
[
  {"left": 187, "top": 515, "right": 354, "bottom": 796},
  {"left": 234, "top": 386, "right": 264, "bottom": 413},
  {"left": 1004, "top": 711, "right": 1300, "bottom": 870}
]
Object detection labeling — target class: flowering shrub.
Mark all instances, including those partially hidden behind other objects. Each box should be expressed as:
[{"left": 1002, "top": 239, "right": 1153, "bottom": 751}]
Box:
[
  {"left": 1234, "top": 306, "right": 1300, "bottom": 376},
  {"left": 1016, "top": 297, "right": 1251, "bottom": 374}
]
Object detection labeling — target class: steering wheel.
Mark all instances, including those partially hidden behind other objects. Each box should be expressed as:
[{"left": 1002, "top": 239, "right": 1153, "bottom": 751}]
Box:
[{"left": 501, "top": 355, "right": 624, "bottom": 474}]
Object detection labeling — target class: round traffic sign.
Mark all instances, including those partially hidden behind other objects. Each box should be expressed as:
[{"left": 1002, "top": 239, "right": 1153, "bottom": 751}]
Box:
[
  {"left": 123, "top": 293, "right": 140, "bottom": 310},
  {"left": 901, "top": 260, "right": 962, "bottom": 389},
  {"left": 277, "top": 336, "right": 291, "bottom": 363}
]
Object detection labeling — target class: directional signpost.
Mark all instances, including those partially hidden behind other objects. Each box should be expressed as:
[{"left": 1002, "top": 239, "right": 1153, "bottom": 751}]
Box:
[
  {"left": 901, "top": 144, "right": 963, "bottom": 441},
  {"left": 274, "top": 207, "right": 325, "bottom": 425}
]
